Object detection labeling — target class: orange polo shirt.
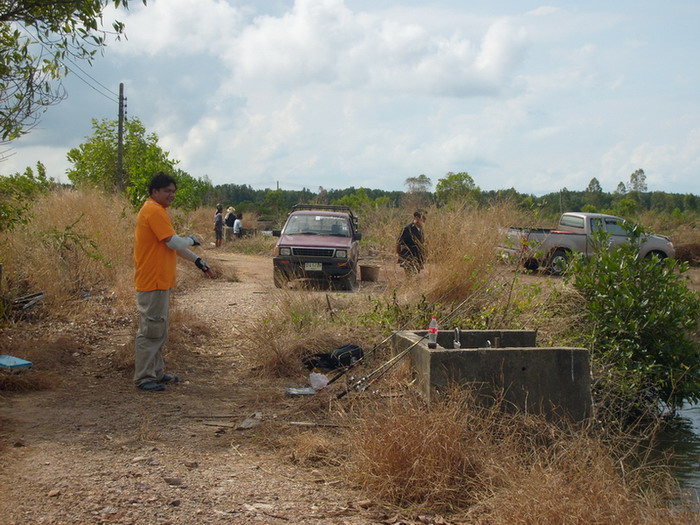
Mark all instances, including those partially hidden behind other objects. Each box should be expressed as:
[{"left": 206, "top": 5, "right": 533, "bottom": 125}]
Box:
[{"left": 134, "top": 198, "right": 177, "bottom": 292}]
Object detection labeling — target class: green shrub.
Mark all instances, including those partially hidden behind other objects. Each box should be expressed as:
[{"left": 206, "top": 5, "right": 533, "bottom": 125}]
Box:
[
  {"left": 0, "top": 163, "right": 53, "bottom": 232},
  {"left": 566, "top": 228, "right": 700, "bottom": 413}
]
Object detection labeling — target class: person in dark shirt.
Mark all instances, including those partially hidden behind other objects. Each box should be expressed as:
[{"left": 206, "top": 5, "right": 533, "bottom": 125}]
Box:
[
  {"left": 396, "top": 211, "right": 426, "bottom": 274},
  {"left": 213, "top": 204, "right": 223, "bottom": 247}
]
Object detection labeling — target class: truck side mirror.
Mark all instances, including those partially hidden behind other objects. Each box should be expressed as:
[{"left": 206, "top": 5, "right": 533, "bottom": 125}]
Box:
[
  {"left": 354, "top": 232, "right": 362, "bottom": 241},
  {"left": 272, "top": 230, "right": 281, "bottom": 237}
]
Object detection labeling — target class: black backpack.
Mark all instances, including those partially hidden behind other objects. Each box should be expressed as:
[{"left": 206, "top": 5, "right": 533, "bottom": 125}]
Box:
[
  {"left": 225, "top": 213, "right": 235, "bottom": 227},
  {"left": 302, "top": 344, "right": 364, "bottom": 372}
]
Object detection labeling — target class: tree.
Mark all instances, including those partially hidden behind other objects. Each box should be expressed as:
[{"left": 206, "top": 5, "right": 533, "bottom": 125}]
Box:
[
  {"left": 403, "top": 174, "right": 432, "bottom": 210},
  {"left": 435, "top": 171, "right": 480, "bottom": 207},
  {"left": 584, "top": 177, "right": 604, "bottom": 209},
  {"left": 628, "top": 169, "right": 647, "bottom": 193},
  {"left": 404, "top": 174, "right": 432, "bottom": 194},
  {"left": 585, "top": 177, "right": 602, "bottom": 193},
  {"left": 614, "top": 182, "right": 627, "bottom": 195},
  {"left": 0, "top": 1, "right": 144, "bottom": 142},
  {"left": 67, "top": 117, "right": 207, "bottom": 209}
]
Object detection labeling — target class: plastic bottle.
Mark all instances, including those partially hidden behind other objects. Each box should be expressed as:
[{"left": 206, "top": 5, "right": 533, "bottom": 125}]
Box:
[{"left": 428, "top": 315, "right": 438, "bottom": 349}]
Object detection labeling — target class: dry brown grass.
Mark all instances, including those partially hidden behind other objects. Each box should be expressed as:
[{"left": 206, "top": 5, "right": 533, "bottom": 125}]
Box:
[
  {"left": 338, "top": 389, "right": 696, "bottom": 523},
  {"left": 360, "top": 202, "right": 532, "bottom": 305},
  {"left": 240, "top": 290, "right": 373, "bottom": 378},
  {"left": 0, "top": 333, "right": 82, "bottom": 391},
  {"left": 280, "top": 429, "right": 343, "bottom": 467},
  {"left": 1, "top": 187, "right": 135, "bottom": 318}
]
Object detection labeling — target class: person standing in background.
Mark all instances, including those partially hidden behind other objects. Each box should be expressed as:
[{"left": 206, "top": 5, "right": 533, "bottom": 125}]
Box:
[
  {"left": 396, "top": 211, "right": 426, "bottom": 274},
  {"left": 213, "top": 204, "right": 223, "bottom": 247},
  {"left": 233, "top": 212, "right": 243, "bottom": 239},
  {"left": 133, "top": 173, "right": 216, "bottom": 392},
  {"left": 224, "top": 207, "right": 236, "bottom": 242}
]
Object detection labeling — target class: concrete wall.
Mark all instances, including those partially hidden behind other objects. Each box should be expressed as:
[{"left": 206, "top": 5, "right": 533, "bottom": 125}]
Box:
[{"left": 393, "top": 330, "right": 591, "bottom": 422}]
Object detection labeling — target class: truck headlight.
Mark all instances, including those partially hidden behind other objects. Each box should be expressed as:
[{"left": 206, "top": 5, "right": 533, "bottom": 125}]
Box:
[
  {"left": 279, "top": 247, "right": 292, "bottom": 256},
  {"left": 335, "top": 249, "right": 347, "bottom": 258}
]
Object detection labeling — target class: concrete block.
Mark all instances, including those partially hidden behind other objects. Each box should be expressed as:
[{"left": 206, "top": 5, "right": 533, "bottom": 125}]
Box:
[{"left": 393, "top": 330, "right": 591, "bottom": 422}]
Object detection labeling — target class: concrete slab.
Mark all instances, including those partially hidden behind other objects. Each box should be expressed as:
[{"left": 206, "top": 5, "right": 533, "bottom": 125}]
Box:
[{"left": 393, "top": 330, "right": 591, "bottom": 422}]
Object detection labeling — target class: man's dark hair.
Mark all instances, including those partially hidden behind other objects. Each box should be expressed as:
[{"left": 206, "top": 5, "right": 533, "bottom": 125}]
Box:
[
  {"left": 148, "top": 172, "right": 177, "bottom": 195},
  {"left": 414, "top": 210, "right": 427, "bottom": 220}
]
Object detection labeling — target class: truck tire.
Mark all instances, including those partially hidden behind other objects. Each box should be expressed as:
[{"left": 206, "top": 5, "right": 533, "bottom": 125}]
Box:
[
  {"left": 338, "top": 269, "right": 357, "bottom": 292},
  {"left": 645, "top": 250, "right": 667, "bottom": 261},
  {"left": 549, "top": 249, "right": 570, "bottom": 276},
  {"left": 273, "top": 268, "right": 287, "bottom": 288}
]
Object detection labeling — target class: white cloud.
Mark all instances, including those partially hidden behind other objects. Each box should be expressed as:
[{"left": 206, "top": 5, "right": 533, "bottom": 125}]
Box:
[
  {"left": 111, "top": 0, "right": 245, "bottom": 56},
  {"left": 4, "top": 0, "right": 700, "bottom": 197},
  {"left": 526, "top": 6, "right": 561, "bottom": 17}
]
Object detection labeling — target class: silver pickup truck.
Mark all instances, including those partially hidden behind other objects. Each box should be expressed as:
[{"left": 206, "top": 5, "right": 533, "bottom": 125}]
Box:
[{"left": 499, "top": 212, "right": 675, "bottom": 274}]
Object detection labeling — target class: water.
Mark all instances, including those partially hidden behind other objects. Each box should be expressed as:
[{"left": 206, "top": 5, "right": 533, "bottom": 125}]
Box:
[{"left": 657, "top": 403, "right": 700, "bottom": 501}]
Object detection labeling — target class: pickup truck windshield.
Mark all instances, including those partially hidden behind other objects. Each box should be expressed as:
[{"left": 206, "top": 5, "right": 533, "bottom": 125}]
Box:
[{"left": 283, "top": 215, "right": 351, "bottom": 237}]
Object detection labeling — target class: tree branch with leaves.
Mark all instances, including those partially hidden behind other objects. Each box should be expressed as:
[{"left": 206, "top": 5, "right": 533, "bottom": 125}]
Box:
[{"left": 0, "top": 0, "right": 145, "bottom": 142}]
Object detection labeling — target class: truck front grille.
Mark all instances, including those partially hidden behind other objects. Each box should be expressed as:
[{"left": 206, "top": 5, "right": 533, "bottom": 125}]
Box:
[{"left": 293, "top": 247, "right": 335, "bottom": 257}]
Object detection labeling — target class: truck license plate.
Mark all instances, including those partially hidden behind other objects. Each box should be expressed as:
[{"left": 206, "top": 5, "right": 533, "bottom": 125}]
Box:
[{"left": 304, "top": 262, "right": 322, "bottom": 271}]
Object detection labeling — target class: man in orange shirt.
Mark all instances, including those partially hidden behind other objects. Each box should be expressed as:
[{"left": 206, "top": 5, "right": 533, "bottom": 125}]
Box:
[{"left": 134, "top": 173, "right": 215, "bottom": 392}]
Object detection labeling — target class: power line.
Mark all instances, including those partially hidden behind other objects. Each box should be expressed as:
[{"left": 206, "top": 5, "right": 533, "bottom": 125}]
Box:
[
  {"left": 31, "top": 35, "right": 118, "bottom": 103},
  {"left": 64, "top": 55, "right": 119, "bottom": 98},
  {"left": 63, "top": 64, "right": 118, "bottom": 103}
]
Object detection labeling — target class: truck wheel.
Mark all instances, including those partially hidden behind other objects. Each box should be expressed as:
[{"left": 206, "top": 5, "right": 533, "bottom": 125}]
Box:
[
  {"left": 339, "top": 269, "right": 357, "bottom": 292},
  {"left": 273, "top": 269, "right": 287, "bottom": 288},
  {"left": 549, "top": 249, "right": 570, "bottom": 276},
  {"left": 645, "top": 250, "right": 667, "bottom": 261},
  {"left": 523, "top": 258, "right": 539, "bottom": 272}
]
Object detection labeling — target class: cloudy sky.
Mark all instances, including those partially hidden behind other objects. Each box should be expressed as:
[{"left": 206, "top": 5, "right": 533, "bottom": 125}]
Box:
[{"left": 3, "top": 0, "right": 699, "bottom": 195}]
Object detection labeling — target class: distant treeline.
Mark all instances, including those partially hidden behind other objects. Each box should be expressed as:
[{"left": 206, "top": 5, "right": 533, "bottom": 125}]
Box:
[{"left": 206, "top": 182, "right": 700, "bottom": 221}]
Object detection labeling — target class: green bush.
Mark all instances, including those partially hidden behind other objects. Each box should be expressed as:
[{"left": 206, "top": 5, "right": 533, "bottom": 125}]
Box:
[
  {"left": 566, "top": 228, "right": 700, "bottom": 413},
  {"left": 0, "top": 162, "right": 53, "bottom": 232}
]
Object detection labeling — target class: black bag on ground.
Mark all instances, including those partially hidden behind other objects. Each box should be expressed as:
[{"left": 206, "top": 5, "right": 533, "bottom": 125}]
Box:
[{"left": 302, "top": 344, "right": 364, "bottom": 372}]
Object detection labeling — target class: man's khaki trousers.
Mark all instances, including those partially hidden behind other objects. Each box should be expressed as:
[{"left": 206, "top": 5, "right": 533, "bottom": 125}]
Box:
[{"left": 134, "top": 289, "right": 171, "bottom": 386}]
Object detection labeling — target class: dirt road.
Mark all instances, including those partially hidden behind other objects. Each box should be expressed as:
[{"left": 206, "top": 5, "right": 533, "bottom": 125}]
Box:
[{"left": 0, "top": 253, "right": 384, "bottom": 525}]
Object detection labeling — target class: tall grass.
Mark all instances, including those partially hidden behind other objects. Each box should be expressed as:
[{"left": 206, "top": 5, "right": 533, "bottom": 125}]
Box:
[
  {"left": 1, "top": 187, "right": 135, "bottom": 317},
  {"left": 341, "top": 389, "right": 697, "bottom": 523},
  {"left": 359, "top": 201, "right": 530, "bottom": 304},
  {"left": 240, "top": 290, "right": 378, "bottom": 377}
]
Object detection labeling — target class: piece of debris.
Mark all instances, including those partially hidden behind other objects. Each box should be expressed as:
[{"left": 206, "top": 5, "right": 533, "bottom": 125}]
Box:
[
  {"left": 163, "top": 476, "right": 183, "bottom": 486},
  {"left": 285, "top": 387, "right": 316, "bottom": 397},
  {"left": 183, "top": 461, "right": 199, "bottom": 469},
  {"left": 48, "top": 489, "right": 61, "bottom": 498},
  {"left": 203, "top": 421, "right": 236, "bottom": 429},
  {"left": 236, "top": 412, "right": 263, "bottom": 430},
  {"left": 11, "top": 291, "right": 45, "bottom": 311},
  {"left": 0, "top": 355, "right": 33, "bottom": 371}
]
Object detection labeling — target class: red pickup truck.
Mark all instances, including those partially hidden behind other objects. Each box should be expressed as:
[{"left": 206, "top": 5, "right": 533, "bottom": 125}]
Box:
[{"left": 272, "top": 205, "right": 362, "bottom": 290}]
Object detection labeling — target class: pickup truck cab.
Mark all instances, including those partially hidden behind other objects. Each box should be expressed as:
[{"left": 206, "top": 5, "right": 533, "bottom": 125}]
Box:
[
  {"left": 272, "top": 205, "right": 362, "bottom": 290},
  {"left": 500, "top": 212, "right": 675, "bottom": 275}
]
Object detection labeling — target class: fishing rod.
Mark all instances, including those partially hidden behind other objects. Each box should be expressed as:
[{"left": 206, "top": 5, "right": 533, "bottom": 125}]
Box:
[
  {"left": 334, "top": 280, "right": 491, "bottom": 399},
  {"left": 324, "top": 290, "right": 451, "bottom": 388}
]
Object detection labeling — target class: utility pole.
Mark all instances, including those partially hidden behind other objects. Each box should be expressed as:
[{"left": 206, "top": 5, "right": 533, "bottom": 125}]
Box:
[{"left": 117, "top": 83, "right": 125, "bottom": 191}]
